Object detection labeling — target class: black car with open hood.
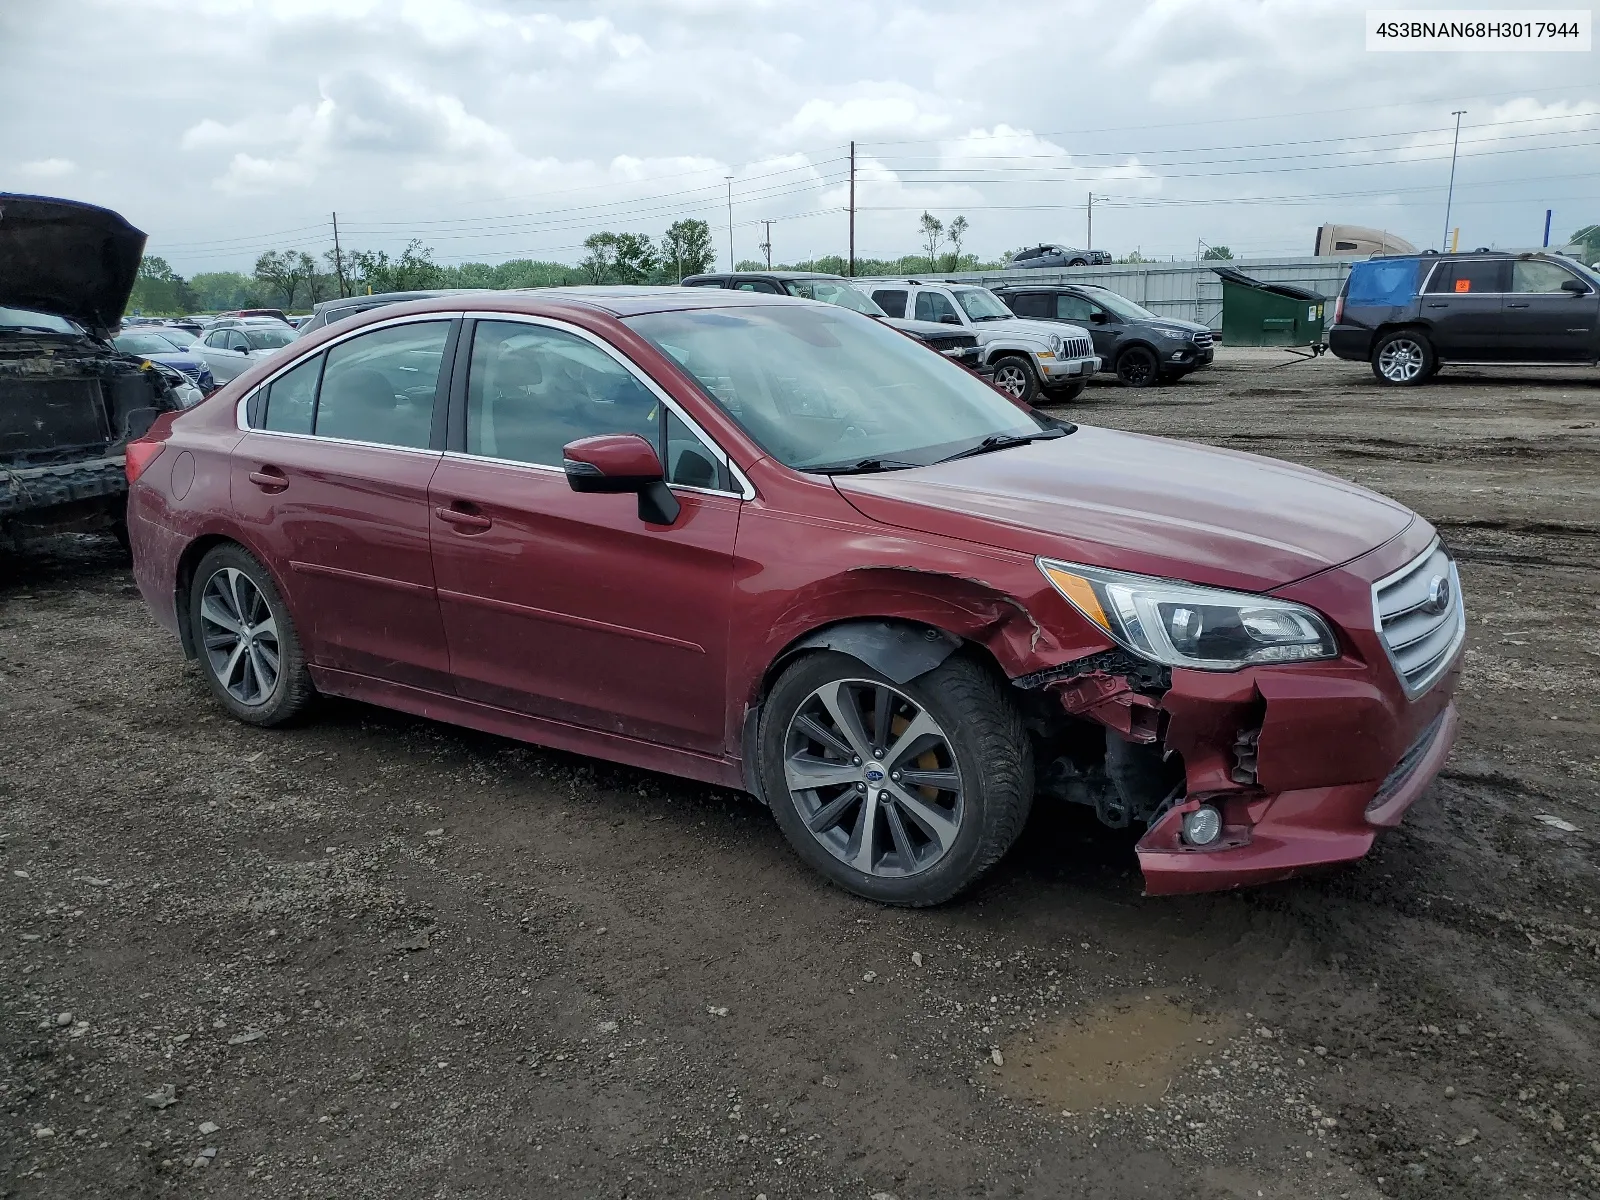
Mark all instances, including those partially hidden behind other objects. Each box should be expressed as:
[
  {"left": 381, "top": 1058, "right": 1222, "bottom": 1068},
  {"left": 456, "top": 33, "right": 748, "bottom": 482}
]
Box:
[{"left": 1, "top": 193, "right": 181, "bottom": 545}]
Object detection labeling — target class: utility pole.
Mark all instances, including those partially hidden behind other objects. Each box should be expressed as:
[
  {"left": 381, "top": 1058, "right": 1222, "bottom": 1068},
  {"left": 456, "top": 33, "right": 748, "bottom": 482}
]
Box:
[
  {"left": 848, "top": 141, "right": 856, "bottom": 277},
  {"left": 760, "top": 219, "right": 773, "bottom": 269},
  {"left": 331, "top": 211, "right": 348, "bottom": 298},
  {"left": 1086, "top": 192, "right": 1094, "bottom": 252},
  {"left": 1442, "top": 110, "right": 1465, "bottom": 252},
  {"left": 725, "top": 176, "right": 735, "bottom": 271},
  {"left": 1543, "top": 208, "right": 1553, "bottom": 248}
]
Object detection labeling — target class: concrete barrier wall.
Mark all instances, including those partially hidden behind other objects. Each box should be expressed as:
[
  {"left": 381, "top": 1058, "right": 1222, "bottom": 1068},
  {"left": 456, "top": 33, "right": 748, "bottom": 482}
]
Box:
[{"left": 854, "top": 256, "right": 1364, "bottom": 331}]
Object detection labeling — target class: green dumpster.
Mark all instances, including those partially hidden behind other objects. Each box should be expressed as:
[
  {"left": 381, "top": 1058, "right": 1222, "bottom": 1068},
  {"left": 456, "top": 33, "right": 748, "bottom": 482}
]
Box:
[{"left": 1213, "top": 266, "right": 1326, "bottom": 348}]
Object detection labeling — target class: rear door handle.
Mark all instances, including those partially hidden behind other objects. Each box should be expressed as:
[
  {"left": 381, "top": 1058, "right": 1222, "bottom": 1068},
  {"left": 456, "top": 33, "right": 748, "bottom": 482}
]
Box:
[
  {"left": 248, "top": 466, "right": 288, "bottom": 492},
  {"left": 1506, "top": 302, "right": 1531, "bottom": 308},
  {"left": 1425, "top": 302, "right": 1449, "bottom": 308},
  {"left": 434, "top": 505, "right": 492, "bottom": 532}
]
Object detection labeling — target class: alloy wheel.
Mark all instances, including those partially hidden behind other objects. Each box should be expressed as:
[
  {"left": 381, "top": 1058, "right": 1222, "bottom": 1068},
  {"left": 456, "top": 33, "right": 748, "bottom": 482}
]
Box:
[
  {"left": 783, "top": 678, "right": 964, "bottom": 878},
  {"left": 1118, "top": 348, "right": 1157, "bottom": 386},
  {"left": 199, "top": 567, "right": 281, "bottom": 706},
  {"left": 992, "top": 362, "right": 1029, "bottom": 398},
  {"left": 1377, "top": 338, "right": 1424, "bottom": 382}
]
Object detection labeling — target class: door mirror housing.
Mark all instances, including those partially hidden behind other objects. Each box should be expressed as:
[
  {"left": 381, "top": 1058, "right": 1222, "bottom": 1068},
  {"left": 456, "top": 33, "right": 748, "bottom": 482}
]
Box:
[
  {"left": 1561, "top": 278, "right": 1591, "bottom": 295},
  {"left": 562, "top": 433, "right": 680, "bottom": 525},
  {"left": 1090, "top": 311, "right": 1109, "bottom": 324},
  {"left": 940, "top": 313, "right": 962, "bottom": 325}
]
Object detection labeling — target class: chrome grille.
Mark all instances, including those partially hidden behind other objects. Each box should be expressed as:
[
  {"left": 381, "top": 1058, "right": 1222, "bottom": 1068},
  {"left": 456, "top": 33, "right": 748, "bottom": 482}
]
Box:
[
  {"left": 1372, "top": 539, "right": 1465, "bottom": 699},
  {"left": 924, "top": 333, "right": 977, "bottom": 352},
  {"left": 1193, "top": 331, "right": 1214, "bottom": 349},
  {"left": 1061, "top": 335, "right": 1093, "bottom": 359}
]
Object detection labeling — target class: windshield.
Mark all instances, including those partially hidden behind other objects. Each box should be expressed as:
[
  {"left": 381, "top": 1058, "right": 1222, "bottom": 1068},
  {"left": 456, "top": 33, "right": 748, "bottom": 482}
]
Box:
[
  {"left": 781, "top": 279, "right": 886, "bottom": 316},
  {"left": 1083, "top": 289, "right": 1161, "bottom": 322},
  {"left": 243, "top": 326, "right": 296, "bottom": 350},
  {"left": 0, "top": 306, "right": 83, "bottom": 335},
  {"left": 952, "top": 288, "right": 1012, "bottom": 321},
  {"left": 159, "top": 327, "right": 198, "bottom": 346},
  {"left": 114, "top": 332, "right": 183, "bottom": 355},
  {"left": 624, "top": 305, "right": 1048, "bottom": 471}
]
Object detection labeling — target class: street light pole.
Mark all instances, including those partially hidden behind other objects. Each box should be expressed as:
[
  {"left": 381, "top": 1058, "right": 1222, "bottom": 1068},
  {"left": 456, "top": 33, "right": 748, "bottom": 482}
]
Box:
[
  {"left": 725, "top": 176, "right": 735, "bottom": 271},
  {"left": 1442, "top": 110, "right": 1466, "bottom": 252}
]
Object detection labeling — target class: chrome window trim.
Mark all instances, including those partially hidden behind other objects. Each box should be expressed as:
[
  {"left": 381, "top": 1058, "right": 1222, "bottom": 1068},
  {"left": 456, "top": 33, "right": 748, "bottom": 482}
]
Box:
[
  {"left": 1370, "top": 537, "right": 1466, "bottom": 701},
  {"left": 231, "top": 427, "right": 442, "bottom": 459},
  {"left": 439, "top": 449, "right": 742, "bottom": 500},
  {"left": 458, "top": 312, "right": 754, "bottom": 500},
  {"left": 234, "top": 310, "right": 467, "bottom": 433}
]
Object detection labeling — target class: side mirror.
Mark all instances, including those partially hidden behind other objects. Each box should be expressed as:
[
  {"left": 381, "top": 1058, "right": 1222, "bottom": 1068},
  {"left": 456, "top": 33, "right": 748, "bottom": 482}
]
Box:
[
  {"left": 1090, "top": 311, "right": 1109, "bottom": 324},
  {"left": 562, "top": 433, "right": 680, "bottom": 525},
  {"left": 940, "top": 313, "right": 962, "bottom": 325},
  {"left": 1561, "top": 278, "right": 1590, "bottom": 295}
]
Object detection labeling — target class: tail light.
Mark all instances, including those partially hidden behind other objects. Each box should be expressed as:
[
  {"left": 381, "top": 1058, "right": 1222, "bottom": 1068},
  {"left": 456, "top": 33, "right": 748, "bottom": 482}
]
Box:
[
  {"left": 124, "top": 412, "right": 179, "bottom": 484},
  {"left": 1333, "top": 290, "right": 1345, "bottom": 326}
]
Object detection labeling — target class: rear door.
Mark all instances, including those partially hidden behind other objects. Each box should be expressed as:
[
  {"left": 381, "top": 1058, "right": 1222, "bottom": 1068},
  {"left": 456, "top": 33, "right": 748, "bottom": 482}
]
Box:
[
  {"left": 427, "top": 317, "right": 743, "bottom": 753},
  {"left": 1002, "top": 291, "right": 1049, "bottom": 318},
  {"left": 1503, "top": 259, "right": 1600, "bottom": 360},
  {"left": 232, "top": 316, "right": 456, "bottom": 691},
  {"left": 1421, "top": 259, "right": 1508, "bottom": 358},
  {"left": 870, "top": 288, "right": 909, "bottom": 318}
]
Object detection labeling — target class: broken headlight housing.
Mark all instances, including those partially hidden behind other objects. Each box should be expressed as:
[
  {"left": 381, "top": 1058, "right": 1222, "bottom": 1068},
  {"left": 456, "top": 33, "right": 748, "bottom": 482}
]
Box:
[{"left": 1038, "top": 558, "right": 1339, "bottom": 670}]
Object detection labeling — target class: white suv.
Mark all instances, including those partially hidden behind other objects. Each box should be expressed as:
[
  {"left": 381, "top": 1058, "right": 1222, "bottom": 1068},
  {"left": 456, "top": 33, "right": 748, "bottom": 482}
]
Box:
[{"left": 855, "top": 279, "right": 1100, "bottom": 402}]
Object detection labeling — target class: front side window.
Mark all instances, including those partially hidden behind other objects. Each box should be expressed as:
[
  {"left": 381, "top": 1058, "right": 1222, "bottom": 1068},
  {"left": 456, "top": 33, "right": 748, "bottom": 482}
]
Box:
[
  {"left": 1512, "top": 259, "right": 1583, "bottom": 293},
  {"left": 1055, "top": 295, "right": 1097, "bottom": 322},
  {"left": 315, "top": 321, "right": 448, "bottom": 448},
  {"left": 465, "top": 320, "right": 657, "bottom": 467},
  {"left": 781, "top": 280, "right": 884, "bottom": 316},
  {"left": 952, "top": 288, "right": 1013, "bottom": 322},
  {"left": 664, "top": 408, "right": 730, "bottom": 490},
  {"left": 914, "top": 291, "right": 961, "bottom": 323},
  {"left": 226, "top": 332, "right": 251, "bottom": 352},
  {"left": 626, "top": 305, "right": 1051, "bottom": 472},
  {"left": 734, "top": 280, "right": 782, "bottom": 294},
  {"left": 243, "top": 326, "right": 295, "bottom": 351}
]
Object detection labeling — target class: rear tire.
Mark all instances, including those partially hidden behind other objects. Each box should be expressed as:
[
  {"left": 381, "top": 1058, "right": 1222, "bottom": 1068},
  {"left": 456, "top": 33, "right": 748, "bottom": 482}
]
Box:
[
  {"left": 990, "top": 355, "right": 1040, "bottom": 404},
  {"left": 188, "top": 543, "right": 314, "bottom": 727},
  {"left": 759, "top": 651, "right": 1033, "bottom": 906},
  {"left": 1370, "top": 329, "right": 1435, "bottom": 386},
  {"left": 1115, "top": 345, "right": 1161, "bottom": 388}
]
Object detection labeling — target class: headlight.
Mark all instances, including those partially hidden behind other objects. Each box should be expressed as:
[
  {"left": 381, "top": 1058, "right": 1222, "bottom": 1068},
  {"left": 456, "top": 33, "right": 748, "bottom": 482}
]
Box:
[
  {"left": 1155, "top": 328, "right": 1188, "bottom": 341},
  {"left": 1049, "top": 334, "right": 1063, "bottom": 355},
  {"left": 1038, "top": 558, "right": 1339, "bottom": 670}
]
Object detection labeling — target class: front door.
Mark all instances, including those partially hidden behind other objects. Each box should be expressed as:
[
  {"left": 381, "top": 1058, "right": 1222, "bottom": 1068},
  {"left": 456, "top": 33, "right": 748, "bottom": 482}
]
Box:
[
  {"left": 427, "top": 317, "right": 743, "bottom": 753},
  {"left": 1503, "top": 258, "right": 1600, "bottom": 360},
  {"left": 231, "top": 317, "right": 455, "bottom": 691},
  {"left": 1421, "top": 259, "right": 1508, "bottom": 359},
  {"left": 1054, "top": 293, "right": 1117, "bottom": 359}
]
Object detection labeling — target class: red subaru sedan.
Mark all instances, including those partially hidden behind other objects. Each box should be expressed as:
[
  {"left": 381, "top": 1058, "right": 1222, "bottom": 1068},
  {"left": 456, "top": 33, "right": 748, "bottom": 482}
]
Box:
[{"left": 125, "top": 288, "right": 1464, "bottom": 904}]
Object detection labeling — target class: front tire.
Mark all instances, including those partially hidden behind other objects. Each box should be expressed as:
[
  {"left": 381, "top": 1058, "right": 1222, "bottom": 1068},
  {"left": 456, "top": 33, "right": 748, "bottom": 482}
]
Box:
[
  {"left": 1115, "top": 345, "right": 1161, "bottom": 387},
  {"left": 759, "top": 651, "right": 1033, "bottom": 906},
  {"left": 188, "top": 543, "right": 314, "bottom": 726},
  {"left": 1370, "top": 329, "right": 1435, "bottom": 386},
  {"left": 1044, "top": 380, "right": 1086, "bottom": 403},
  {"left": 990, "top": 355, "right": 1040, "bottom": 404}
]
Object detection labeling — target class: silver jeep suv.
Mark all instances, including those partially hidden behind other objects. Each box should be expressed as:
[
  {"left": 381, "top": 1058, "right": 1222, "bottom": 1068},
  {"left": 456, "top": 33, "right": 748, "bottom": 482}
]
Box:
[{"left": 854, "top": 279, "right": 1099, "bottom": 402}]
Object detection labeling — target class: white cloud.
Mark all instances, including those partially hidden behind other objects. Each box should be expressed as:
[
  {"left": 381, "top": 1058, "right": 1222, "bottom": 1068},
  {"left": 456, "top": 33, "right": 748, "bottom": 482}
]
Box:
[
  {"left": 18, "top": 157, "right": 76, "bottom": 179},
  {"left": 772, "top": 86, "right": 953, "bottom": 145}
]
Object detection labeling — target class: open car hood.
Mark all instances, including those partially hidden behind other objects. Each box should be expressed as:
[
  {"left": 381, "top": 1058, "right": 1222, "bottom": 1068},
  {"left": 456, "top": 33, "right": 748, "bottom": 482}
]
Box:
[{"left": 0, "top": 193, "right": 146, "bottom": 336}]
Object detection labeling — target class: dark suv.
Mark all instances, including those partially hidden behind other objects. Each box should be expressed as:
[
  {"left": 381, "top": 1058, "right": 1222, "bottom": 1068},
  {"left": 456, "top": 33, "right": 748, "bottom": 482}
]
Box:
[
  {"left": 993, "top": 282, "right": 1215, "bottom": 387},
  {"left": 1329, "top": 251, "right": 1600, "bottom": 385}
]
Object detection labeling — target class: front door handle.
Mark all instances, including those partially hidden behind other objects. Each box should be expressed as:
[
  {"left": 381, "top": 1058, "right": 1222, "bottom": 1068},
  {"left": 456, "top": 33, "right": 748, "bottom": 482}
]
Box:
[
  {"left": 1506, "top": 302, "right": 1531, "bottom": 308},
  {"left": 248, "top": 466, "right": 288, "bottom": 492},
  {"left": 435, "top": 505, "right": 492, "bottom": 532},
  {"left": 1426, "top": 302, "right": 1449, "bottom": 308}
]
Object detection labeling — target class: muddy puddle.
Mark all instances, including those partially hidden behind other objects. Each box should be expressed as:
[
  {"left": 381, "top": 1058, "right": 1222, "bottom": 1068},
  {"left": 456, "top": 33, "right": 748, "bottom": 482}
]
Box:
[{"left": 999, "top": 994, "right": 1237, "bottom": 1111}]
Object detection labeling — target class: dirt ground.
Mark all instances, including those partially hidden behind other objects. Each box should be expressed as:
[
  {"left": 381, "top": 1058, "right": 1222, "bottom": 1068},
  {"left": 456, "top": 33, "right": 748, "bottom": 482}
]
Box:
[{"left": 2, "top": 348, "right": 1597, "bottom": 1200}]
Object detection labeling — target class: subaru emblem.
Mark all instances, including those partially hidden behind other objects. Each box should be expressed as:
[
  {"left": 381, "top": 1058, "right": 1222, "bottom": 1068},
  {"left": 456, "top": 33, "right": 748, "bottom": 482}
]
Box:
[
  {"left": 1424, "top": 574, "right": 1452, "bottom": 616},
  {"left": 864, "top": 766, "right": 885, "bottom": 783}
]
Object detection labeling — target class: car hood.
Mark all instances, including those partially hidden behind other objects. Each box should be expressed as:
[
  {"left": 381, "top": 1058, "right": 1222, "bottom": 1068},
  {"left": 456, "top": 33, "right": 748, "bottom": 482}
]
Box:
[
  {"left": 1141, "top": 318, "right": 1211, "bottom": 336},
  {"left": 832, "top": 425, "right": 1415, "bottom": 593},
  {"left": 881, "top": 316, "right": 974, "bottom": 340},
  {"left": 969, "top": 316, "right": 1088, "bottom": 346},
  {"left": 0, "top": 194, "right": 146, "bottom": 337}
]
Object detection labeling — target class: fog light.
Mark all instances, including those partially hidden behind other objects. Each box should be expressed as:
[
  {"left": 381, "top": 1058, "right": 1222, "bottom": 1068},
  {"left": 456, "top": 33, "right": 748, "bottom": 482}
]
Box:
[{"left": 1181, "top": 805, "right": 1223, "bottom": 847}]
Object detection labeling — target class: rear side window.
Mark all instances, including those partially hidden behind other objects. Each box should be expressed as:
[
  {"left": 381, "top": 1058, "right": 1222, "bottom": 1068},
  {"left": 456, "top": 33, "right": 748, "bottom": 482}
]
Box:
[
  {"left": 1346, "top": 260, "right": 1421, "bottom": 306},
  {"left": 1424, "top": 259, "right": 1507, "bottom": 294},
  {"left": 1004, "top": 293, "right": 1049, "bottom": 318},
  {"left": 315, "top": 321, "right": 449, "bottom": 449},
  {"left": 914, "top": 291, "right": 960, "bottom": 323},
  {"left": 262, "top": 354, "right": 320, "bottom": 434},
  {"left": 871, "top": 289, "right": 907, "bottom": 318}
]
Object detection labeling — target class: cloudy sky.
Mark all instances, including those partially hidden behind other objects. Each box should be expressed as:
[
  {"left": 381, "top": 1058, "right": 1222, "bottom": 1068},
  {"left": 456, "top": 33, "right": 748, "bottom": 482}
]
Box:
[{"left": 3, "top": 0, "right": 1596, "bottom": 275}]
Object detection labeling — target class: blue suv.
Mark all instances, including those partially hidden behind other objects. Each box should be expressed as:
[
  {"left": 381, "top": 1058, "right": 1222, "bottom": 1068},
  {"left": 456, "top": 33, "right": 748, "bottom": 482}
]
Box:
[{"left": 1329, "top": 252, "right": 1600, "bottom": 385}]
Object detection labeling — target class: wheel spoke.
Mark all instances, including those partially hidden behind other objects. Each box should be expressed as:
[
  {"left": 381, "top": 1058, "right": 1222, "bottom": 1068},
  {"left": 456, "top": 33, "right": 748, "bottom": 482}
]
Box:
[
  {"left": 871, "top": 685, "right": 892, "bottom": 753},
  {"left": 806, "top": 789, "right": 860, "bottom": 835},
  {"left": 246, "top": 644, "right": 274, "bottom": 699},
  {"left": 882, "top": 709, "right": 940, "bottom": 772},
  {"left": 225, "top": 569, "right": 250, "bottom": 626},
  {"left": 785, "top": 755, "right": 860, "bottom": 792},
  {"left": 888, "top": 782, "right": 958, "bottom": 852},
  {"left": 793, "top": 712, "right": 854, "bottom": 761},
  {"left": 846, "top": 789, "right": 881, "bottom": 873},
  {"left": 816, "top": 681, "right": 873, "bottom": 762},
  {"left": 884, "top": 800, "right": 918, "bottom": 869},
  {"left": 897, "top": 767, "right": 960, "bottom": 792},
  {"left": 199, "top": 595, "right": 243, "bottom": 636},
  {"left": 220, "top": 640, "right": 248, "bottom": 692}
]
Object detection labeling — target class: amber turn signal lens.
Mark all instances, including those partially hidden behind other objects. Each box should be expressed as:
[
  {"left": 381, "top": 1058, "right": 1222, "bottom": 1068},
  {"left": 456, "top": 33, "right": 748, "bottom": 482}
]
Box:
[{"left": 1039, "top": 564, "right": 1109, "bottom": 633}]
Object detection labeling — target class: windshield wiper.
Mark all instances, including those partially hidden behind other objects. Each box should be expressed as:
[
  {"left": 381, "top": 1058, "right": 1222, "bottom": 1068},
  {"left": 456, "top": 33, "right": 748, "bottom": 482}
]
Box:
[
  {"left": 936, "top": 428, "right": 1068, "bottom": 463},
  {"left": 809, "top": 456, "right": 921, "bottom": 475}
]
